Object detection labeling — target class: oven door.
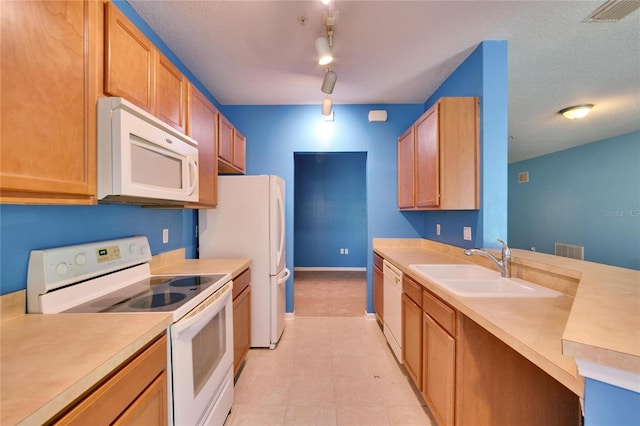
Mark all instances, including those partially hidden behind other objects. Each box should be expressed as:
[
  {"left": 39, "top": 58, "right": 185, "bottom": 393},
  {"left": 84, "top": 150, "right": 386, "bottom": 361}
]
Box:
[{"left": 170, "top": 281, "right": 233, "bottom": 426}]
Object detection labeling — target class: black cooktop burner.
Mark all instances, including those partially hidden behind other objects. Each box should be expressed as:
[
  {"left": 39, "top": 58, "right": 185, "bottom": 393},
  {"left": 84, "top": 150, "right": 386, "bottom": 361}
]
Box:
[
  {"left": 169, "top": 276, "right": 214, "bottom": 288},
  {"left": 129, "top": 292, "right": 187, "bottom": 309}
]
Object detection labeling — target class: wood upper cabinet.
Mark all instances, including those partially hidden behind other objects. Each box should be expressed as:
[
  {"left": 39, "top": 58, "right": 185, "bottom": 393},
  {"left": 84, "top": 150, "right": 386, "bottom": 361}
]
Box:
[
  {"left": 104, "top": 1, "right": 154, "bottom": 113},
  {"left": 398, "top": 97, "right": 479, "bottom": 210},
  {"left": 218, "top": 114, "right": 246, "bottom": 174},
  {"left": 155, "top": 53, "right": 187, "bottom": 133},
  {"left": 1, "top": 0, "right": 100, "bottom": 204},
  {"left": 373, "top": 253, "right": 384, "bottom": 323},
  {"left": 232, "top": 268, "right": 251, "bottom": 377},
  {"left": 186, "top": 83, "right": 218, "bottom": 208},
  {"left": 54, "top": 334, "right": 168, "bottom": 425},
  {"left": 397, "top": 127, "right": 415, "bottom": 209},
  {"left": 105, "top": 2, "right": 186, "bottom": 131}
]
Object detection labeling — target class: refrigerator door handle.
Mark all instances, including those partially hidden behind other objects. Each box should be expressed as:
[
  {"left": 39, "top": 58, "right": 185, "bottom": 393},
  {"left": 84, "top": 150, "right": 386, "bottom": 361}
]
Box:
[
  {"left": 277, "top": 268, "right": 291, "bottom": 284},
  {"left": 276, "top": 187, "right": 285, "bottom": 269}
]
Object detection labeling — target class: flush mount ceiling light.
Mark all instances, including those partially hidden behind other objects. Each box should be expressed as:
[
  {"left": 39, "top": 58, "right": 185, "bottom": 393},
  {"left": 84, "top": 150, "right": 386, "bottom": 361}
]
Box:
[
  {"left": 322, "top": 96, "right": 333, "bottom": 116},
  {"left": 315, "top": 36, "right": 333, "bottom": 65},
  {"left": 559, "top": 104, "right": 594, "bottom": 119},
  {"left": 321, "top": 69, "right": 337, "bottom": 94}
]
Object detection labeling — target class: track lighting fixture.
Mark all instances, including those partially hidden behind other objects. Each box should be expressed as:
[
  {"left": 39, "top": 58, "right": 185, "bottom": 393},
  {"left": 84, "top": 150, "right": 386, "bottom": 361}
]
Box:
[
  {"left": 321, "top": 69, "right": 337, "bottom": 94},
  {"left": 315, "top": 36, "right": 333, "bottom": 65},
  {"left": 322, "top": 96, "right": 333, "bottom": 116}
]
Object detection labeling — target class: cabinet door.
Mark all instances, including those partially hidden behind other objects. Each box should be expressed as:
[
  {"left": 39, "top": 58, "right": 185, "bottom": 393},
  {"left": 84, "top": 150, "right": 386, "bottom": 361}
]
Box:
[
  {"left": 233, "top": 285, "right": 251, "bottom": 376},
  {"left": 402, "top": 293, "right": 422, "bottom": 389},
  {"left": 415, "top": 106, "right": 439, "bottom": 208},
  {"left": 1, "top": 0, "right": 98, "bottom": 204},
  {"left": 105, "top": 1, "right": 154, "bottom": 113},
  {"left": 397, "top": 127, "right": 415, "bottom": 209},
  {"left": 155, "top": 53, "right": 186, "bottom": 133},
  {"left": 114, "top": 372, "right": 168, "bottom": 426},
  {"left": 187, "top": 84, "right": 218, "bottom": 207},
  {"left": 233, "top": 129, "right": 246, "bottom": 173},
  {"left": 218, "top": 115, "right": 234, "bottom": 165},
  {"left": 423, "top": 313, "right": 455, "bottom": 426},
  {"left": 373, "top": 265, "right": 384, "bottom": 323}
]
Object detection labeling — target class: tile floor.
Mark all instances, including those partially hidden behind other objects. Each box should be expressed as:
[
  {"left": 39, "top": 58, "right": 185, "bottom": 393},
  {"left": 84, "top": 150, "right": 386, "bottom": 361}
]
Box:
[
  {"left": 294, "top": 271, "right": 367, "bottom": 317},
  {"left": 225, "top": 316, "right": 434, "bottom": 426}
]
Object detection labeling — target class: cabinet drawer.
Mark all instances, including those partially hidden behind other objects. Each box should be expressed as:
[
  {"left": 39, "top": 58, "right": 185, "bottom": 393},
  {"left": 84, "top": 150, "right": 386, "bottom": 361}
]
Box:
[
  {"left": 232, "top": 268, "right": 251, "bottom": 300},
  {"left": 423, "top": 290, "right": 455, "bottom": 336},
  {"left": 403, "top": 275, "right": 423, "bottom": 307},
  {"left": 373, "top": 253, "right": 384, "bottom": 270}
]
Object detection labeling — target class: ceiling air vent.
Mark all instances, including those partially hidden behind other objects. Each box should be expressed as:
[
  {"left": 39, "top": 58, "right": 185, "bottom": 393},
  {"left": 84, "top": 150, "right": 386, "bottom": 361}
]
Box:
[{"left": 583, "top": 0, "right": 640, "bottom": 22}]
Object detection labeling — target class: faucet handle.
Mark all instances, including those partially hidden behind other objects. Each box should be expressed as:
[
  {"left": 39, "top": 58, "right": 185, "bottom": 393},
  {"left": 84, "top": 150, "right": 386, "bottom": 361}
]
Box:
[{"left": 497, "top": 239, "right": 510, "bottom": 257}]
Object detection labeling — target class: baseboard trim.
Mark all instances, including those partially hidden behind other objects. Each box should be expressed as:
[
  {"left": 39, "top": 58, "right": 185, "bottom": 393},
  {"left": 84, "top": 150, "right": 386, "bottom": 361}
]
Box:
[
  {"left": 285, "top": 312, "right": 295, "bottom": 320},
  {"left": 294, "top": 267, "right": 367, "bottom": 272},
  {"left": 364, "top": 312, "right": 376, "bottom": 320}
]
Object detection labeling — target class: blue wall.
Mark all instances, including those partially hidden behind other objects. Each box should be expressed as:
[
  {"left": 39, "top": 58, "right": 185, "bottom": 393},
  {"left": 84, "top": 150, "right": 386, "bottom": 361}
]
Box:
[
  {"left": 223, "top": 41, "right": 508, "bottom": 313},
  {"left": 584, "top": 378, "right": 640, "bottom": 425},
  {"left": 294, "top": 152, "right": 367, "bottom": 268},
  {"left": 422, "top": 41, "right": 509, "bottom": 250},
  {"left": 223, "top": 104, "right": 425, "bottom": 312},
  {"left": 509, "top": 131, "right": 640, "bottom": 270}
]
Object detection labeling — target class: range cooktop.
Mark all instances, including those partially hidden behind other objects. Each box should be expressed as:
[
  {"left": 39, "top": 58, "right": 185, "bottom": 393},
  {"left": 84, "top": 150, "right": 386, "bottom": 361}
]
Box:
[{"left": 64, "top": 274, "right": 228, "bottom": 313}]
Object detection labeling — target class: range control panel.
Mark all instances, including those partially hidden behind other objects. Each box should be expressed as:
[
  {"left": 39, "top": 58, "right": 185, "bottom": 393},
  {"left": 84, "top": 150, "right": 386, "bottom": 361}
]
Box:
[{"left": 27, "top": 236, "right": 151, "bottom": 294}]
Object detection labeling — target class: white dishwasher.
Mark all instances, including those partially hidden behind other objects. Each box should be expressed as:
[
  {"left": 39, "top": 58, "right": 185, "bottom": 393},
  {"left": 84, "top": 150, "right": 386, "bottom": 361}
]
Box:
[{"left": 383, "top": 260, "right": 403, "bottom": 363}]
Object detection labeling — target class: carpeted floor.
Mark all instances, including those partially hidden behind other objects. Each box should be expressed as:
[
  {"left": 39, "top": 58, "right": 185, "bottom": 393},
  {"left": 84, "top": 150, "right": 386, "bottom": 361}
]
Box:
[{"left": 293, "top": 271, "right": 366, "bottom": 317}]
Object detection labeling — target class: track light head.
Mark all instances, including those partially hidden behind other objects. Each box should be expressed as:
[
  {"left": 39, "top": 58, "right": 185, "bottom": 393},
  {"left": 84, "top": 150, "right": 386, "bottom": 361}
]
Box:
[
  {"left": 315, "top": 36, "right": 333, "bottom": 65},
  {"left": 322, "top": 96, "right": 333, "bottom": 116},
  {"left": 321, "top": 70, "right": 337, "bottom": 94}
]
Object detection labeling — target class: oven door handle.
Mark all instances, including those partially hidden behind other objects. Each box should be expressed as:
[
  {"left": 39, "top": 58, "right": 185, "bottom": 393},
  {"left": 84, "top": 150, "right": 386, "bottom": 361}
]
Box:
[{"left": 172, "top": 281, "right": 232, "bottom": 338}]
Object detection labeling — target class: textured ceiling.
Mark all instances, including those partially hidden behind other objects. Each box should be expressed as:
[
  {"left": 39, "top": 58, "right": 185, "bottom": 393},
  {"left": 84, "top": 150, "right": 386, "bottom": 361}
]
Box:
[{"left": 129, "top": 0, "right": 640, "bottom": 162}]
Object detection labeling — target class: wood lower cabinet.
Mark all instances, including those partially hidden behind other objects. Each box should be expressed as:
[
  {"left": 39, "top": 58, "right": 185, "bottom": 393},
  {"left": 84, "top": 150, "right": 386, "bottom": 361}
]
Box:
[
  {"left": 1, "top": 0, "right": 99, "bottom": 204},
  {"left": 423, "top": 309, "right": 456, "bottom": 426},
  {"left": 54, "top": 334, "right": 168, "bottom": 426},
  {"left": 457, "top": 316, "right": 581, "bottom": 426},
  {"left": 232, "top": 268, "right": 251, "bottom": 376},
  {"left": 218, "top": 114, "right": 246, "bottom": 174},
  {"left": 398, "top": 97, "right": 479, "bottom": 210},
  {"left": 186, "top": 83, "right": 218, "bottom": 207},
  {"left": 373, "top": 253, "right": 384, "bottom": 323}
]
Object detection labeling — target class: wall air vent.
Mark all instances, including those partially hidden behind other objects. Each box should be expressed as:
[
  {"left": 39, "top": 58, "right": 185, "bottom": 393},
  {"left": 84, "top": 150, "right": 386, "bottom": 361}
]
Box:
[
  {"left": 555, "top": 242, "right": 585, "bottom": 260},
  {"left": 583, "top": 0, "right": 640, "bottom": 22}
]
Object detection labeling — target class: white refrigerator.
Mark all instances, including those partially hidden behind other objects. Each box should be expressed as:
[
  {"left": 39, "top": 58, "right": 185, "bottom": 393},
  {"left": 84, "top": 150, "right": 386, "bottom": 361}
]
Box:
[{"left": 198, "top": 175, "right": 290, "bottom": 348}]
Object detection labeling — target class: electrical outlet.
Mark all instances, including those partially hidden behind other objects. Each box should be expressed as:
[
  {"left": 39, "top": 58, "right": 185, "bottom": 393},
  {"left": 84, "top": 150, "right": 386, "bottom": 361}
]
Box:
[
  {"left": 340, "top": 248, "right": 345, "bottom": 254},
  {"left": 344, "top": 248, "right": 349, "bottom": 254},
  {"left": 436, "top": 224, "right": 441, "bottom": 236},
  {"left": 463, "top": 227, "right": 472, "bottom": 241},
  {"left": 163, "top": 228, "right": 169, "bottom": 244}
]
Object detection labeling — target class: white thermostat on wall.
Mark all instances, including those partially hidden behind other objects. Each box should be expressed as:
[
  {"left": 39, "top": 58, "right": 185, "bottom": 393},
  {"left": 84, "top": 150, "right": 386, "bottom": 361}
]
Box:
[{"left": 368, "top": 110, "right": 388, "bottom": 122}]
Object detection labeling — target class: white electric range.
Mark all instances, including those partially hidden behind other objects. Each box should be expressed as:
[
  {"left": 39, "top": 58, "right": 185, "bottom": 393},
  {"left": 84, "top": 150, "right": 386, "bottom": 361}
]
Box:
[{"left": 26, "top": 236, "right": 234, "bottom": 426}]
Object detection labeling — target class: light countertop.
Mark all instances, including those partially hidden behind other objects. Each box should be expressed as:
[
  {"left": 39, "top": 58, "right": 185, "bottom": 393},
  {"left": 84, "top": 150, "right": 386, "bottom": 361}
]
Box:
[
  {"left": 374, "top": 238, "right": 640, "bottom": 398},
  {"left": 0, "top": 308, "right": 172, "bottom": 425},
  {"left": 0, "top": 254, "right": 251, "bottom": 425}
]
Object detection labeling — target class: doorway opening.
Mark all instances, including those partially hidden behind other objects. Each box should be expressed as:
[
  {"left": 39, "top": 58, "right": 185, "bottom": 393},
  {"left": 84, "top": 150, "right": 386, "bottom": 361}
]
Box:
[{"left": 293, "top": 152, "right": 367, "bottom": 316}]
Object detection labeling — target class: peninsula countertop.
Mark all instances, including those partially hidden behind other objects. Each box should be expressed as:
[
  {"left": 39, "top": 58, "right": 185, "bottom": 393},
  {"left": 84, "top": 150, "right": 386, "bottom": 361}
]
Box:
[{"left": 374, "top": 238, "right": 640, "bottom": 398}]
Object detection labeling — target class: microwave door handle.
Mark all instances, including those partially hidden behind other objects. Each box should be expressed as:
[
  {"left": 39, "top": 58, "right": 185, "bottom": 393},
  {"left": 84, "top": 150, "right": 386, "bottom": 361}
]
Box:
[{"left": 187, "top": 157, "right": 198, "bottom": 196}]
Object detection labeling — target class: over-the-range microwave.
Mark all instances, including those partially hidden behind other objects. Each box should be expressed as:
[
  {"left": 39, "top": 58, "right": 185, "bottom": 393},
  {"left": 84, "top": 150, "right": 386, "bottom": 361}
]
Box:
[{"left": 97, "top": 97, "right": 199, "bottom": 205}]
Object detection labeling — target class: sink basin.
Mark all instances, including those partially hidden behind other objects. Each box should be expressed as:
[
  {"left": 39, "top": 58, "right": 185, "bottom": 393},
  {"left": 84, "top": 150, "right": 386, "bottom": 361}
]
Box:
[
  {"left": 410, "top": 264, "right": 500, "bottom": 280},
  {"left": 408, "top": 264, "right": 562, "bottom": 298}
]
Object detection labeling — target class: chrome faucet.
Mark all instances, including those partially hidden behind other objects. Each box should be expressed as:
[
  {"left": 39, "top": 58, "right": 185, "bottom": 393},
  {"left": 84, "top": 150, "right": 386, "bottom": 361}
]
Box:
[{"left": 464, "top": 239, "right": 511, "bottom": 278}]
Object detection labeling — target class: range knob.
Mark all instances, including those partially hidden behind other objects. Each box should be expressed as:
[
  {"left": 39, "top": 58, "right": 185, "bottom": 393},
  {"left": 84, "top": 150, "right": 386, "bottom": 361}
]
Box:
[
  {"left": 56, "top": 262, "right": 68, "bottom": 276},
  {"left": 129, "top": 244, "right": 138, "bottom": 254},
  {"left": 140, "top": 245, "right": 149, "bottom": 256},
  {"left": 75, "top": 254, "right": 86, "bottom": 265}
]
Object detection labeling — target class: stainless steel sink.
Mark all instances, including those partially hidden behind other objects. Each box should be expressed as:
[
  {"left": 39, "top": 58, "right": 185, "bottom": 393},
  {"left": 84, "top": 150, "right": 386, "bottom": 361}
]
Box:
[{"left": 408, "top": 264, "right": 562, "bottom": 298}]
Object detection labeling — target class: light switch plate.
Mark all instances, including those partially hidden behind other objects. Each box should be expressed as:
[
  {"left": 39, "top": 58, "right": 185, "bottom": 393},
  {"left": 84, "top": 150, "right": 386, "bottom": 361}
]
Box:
[
  {"left": 163, "top": 228, "right": 169, "bottom": 244},
  {"left": 436, "top": 224, "right": 441, "bottom": 236}
]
